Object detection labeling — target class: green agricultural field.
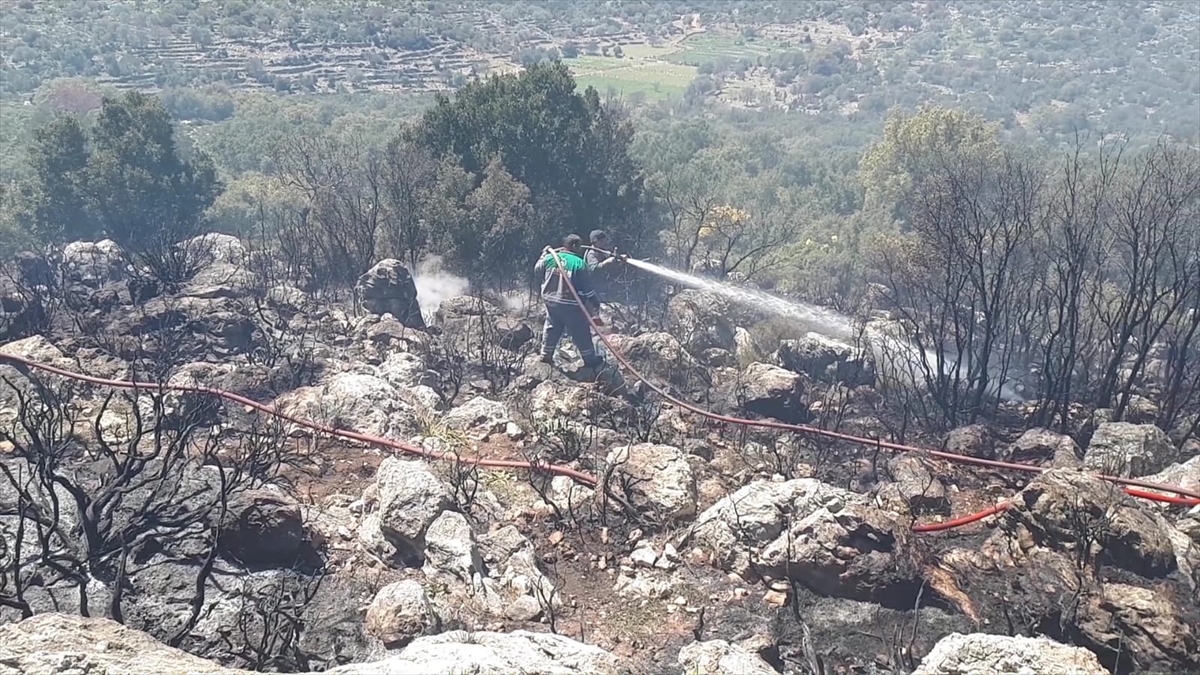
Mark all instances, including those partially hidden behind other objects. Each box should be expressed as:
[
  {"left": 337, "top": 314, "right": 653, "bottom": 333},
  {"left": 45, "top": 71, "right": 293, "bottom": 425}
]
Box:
[
  {"left": 564, "top": 32, "right": 795, "bottom": 102},
  {"left": 661, "top": 34, "right": 793, "bottom": 66},
  {"left": 570, "top": 59, "right": 697, "bottom": 102}
]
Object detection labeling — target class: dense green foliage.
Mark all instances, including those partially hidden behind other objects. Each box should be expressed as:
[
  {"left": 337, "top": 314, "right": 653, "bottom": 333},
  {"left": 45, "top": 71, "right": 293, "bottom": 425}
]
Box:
[
  {"left": 3, "top": 1, "right": 1196, "bottom": 143},
  {"left": 18, "top": 91, "right": 220, "bottom": 255},
  {"left": 418, "top": 62, "right": 645, "bottom": 250}
]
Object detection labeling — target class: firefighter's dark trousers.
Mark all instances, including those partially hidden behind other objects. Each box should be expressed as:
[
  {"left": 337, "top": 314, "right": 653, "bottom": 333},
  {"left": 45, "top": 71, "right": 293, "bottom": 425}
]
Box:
[{"left": 541, "top": 302, "right": 602, "bottom": 367}]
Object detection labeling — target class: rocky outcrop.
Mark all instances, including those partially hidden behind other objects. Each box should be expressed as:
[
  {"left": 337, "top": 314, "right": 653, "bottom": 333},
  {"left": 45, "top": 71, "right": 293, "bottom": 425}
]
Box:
[
  {"left": 333, "top": 629, "right": 623, "bottom": 675},
  {"left": 274, "top": 372, "right": 422, "bottom": 438},
  {"left": 219, "top": 489, "right": 307, "bottom": 568},
  {"left": 688, "top": 479, "right": 912, "bottom": 604},
  {"left": 677, "top": 639, "right": 781, "bottom": 675},
  {"left": 1076, "top": 582, "right": 1200, "bottom": 672},
  {"left": 604, "top": 331, "right": 704, "bottom": 386},
  {"left": 1085, "top": 422, "right": 1177, "bottom": 477},
  {"left": 667, "top": 289, "right": 736, "bottom": 354},
  {"left": 737, "top": 362, "right": 806, "bottom": 422},
  {"left": 1001, "top": 427, "right": 1082, "bottom": 467},
  {"left": 0, "top": 612, "right": 245, "bottom": 675},
  {"left": 0, "top": 613, "right": 622, "bottom": 675},
  {"left": 604, "top": 443, "right": 698, "bottom": 522},
  {"left": 364, "top": 458, "right": 453, "bottom": 566},
  {"left": 364, "top": 579, "right": 441, "bottom": 648},
  {"left": 422, "top": 510, "right": 483, "bottom": 585},
  {"left": 61, "top": 239, "right": 128, "bottom": 287},
  {"left": 777, "top": 333, "right": 875, "bottom": 387},
  {"left": 356, "top": 259, "right": 425, "bottom": 329},
  {"left": 943, "top": 424, "right": 996, "bottom": 459},
  {"left": 912, "top": 632, "right": 1107, "bottom": 675},
  {"left": 933, "top": 468, "right": 1199, "bottom": 672},
  {"left": 441, "top": 396, "right": 512, "bottom": 435},
  {"left": 1003, "top": 470, "right": 1178, "bottom": 578},
  {"left": 883, "top": 455, "right": 948, "bottom": 513}
]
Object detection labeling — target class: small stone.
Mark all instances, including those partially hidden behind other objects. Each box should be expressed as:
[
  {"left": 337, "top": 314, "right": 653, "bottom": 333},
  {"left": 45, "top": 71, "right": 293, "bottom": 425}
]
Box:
[
  {"left": 548, "top": 531, "right": 564, "bottom": 545},
  {"left": 504, "top": 595, "right": 543, "bottom": 621},
  {"left": 505, "top": 421, "right": 525, "bottom": 440},
  {"left": 673, "top": 595, "right": 687, "bottom": 605},
  {"left": 662, "top": 543, "right": 680, "bottom": 561},
  {"left": 628, "top": 528, "right": 643, "bottom": 544},
  {"left": 630, "top": 546, "right": 657, "bottom": 568},
  {"left": 337, "top": 526, "right": 353, "bottom": 540},
  {"left": 764, "top": 589, "right": 789, "bottom": 608}
]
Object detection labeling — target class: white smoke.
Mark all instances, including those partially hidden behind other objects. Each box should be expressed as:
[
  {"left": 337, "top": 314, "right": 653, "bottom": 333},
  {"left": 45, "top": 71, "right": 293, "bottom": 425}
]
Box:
[
  {"left": 498, "top": 290, "right": 533, "bottom": 313},
  {"left": 412, "top": 255, "right": 469, "bottom": 321}
]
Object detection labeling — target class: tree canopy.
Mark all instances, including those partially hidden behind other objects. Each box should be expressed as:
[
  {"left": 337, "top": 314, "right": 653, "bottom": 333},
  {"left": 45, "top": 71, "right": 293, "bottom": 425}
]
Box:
[
  {"left": 23, "top": 91, "right": 220, "bottom": 254},
  {"left": 417, "top": 62, "right": 645, "bottom": 247}
]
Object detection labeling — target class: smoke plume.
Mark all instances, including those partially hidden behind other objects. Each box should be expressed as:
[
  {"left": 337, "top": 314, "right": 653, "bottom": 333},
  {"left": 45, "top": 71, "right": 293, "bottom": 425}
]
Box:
[{"left": 412, "top": 256, "right": 469, "bottom": 321}]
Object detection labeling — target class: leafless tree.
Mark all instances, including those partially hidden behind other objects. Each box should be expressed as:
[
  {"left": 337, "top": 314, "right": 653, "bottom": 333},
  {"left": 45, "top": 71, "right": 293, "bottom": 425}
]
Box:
[
  {"left": 1090, "top": 142, "right": 1200, "bottom": 421},
  {"left": 380, "top": 131, "right": 439, "bottom": 269},
  {"left": 273, "top": 133, "right": 387, "bottom": 293},
  {"left": 655, "top": 167, "right": 723, "bottom": 281},
  {"left": 0, "top": 364, "right": 311, "bottom": 637}
]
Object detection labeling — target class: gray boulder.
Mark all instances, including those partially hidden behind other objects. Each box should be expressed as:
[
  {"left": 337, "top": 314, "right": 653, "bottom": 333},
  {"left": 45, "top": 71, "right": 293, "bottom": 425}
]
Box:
[
  {"left": 605, "top": 331, "right": 705, "bottom": 386},
  {"left": 363, "top": 579, "right": 440, "bottom": 649},
  {"left": 737, "top": 362, "right": 806, "bottom": 422},
  {"left": 0, "top": 613, "right": 623, "bottom": 675},
  {"left": 356, "top": 259, "right": 425, "bottom": 329},
  {"left": 219, "top": 489, "right": 306, "bottom": 568},
  {"left": 1085, "top": 422, "right": 1178, "bottom": 477},
  {"left": 677, "top": 639, "right": 780, "bottom": 675},
  {"left": 667, "top": 289, "right": 736, "bottom": 354},
  {"left": 688, "top": 478, "right": 911, "bottom": 602},
  {"left": 913, "top": 633, "right": 1106, "bottom": 675},
  {"left": 884, "top": 455, "right": 948, "bottom": 512},
  {"left": 604, "top": 443, "right": 698, "bottom": 522},
  {"left": 441, "top": 397, "right": 512, "bottom": 435},
  {"left": 61, "top": 239, "right": 128, "bottom": 287},
  {"left": 371, "top": 458, "right": 454, "bottom": 565},
  {"left": 330, "top": 629, "right": 622, "bottom": 675},
  {"left": 274, "top": 372, "right": 421, "bottom": 438},
  {"left": 777, "top": 333, "right": 875, "bottom": 387},
  {"left": 1001, "top": 428, "right": 1081, "bottom": 467}
]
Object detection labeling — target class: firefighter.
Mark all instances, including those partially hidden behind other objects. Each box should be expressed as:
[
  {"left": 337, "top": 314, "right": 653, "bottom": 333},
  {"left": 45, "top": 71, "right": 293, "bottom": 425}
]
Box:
[{"left": 534, "top": 234, "right": 605, "bottom": 368}]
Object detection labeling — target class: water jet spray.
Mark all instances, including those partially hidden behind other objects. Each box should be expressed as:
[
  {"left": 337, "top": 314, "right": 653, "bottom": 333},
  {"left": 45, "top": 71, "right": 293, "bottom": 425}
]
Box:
[{"left": 621, "top": 257, "right": 1027, "bottom": 403}]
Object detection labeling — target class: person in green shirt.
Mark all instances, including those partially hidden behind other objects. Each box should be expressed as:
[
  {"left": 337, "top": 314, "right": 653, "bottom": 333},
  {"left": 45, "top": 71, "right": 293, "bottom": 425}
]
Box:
[{"left": 534, "top": 234, "right": 605, "bottom": 368}]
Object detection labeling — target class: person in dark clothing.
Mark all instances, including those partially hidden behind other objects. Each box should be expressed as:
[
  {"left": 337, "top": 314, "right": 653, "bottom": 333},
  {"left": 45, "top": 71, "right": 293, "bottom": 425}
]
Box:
[
  {"left": 584, "top": 229, "right": 625, "bottom": 302},
  {"left": 584, "top": 230, "right": 619, "bottom": 271},
  {"left": 534, "top": 234, "right": 605, "bottom": 368}
]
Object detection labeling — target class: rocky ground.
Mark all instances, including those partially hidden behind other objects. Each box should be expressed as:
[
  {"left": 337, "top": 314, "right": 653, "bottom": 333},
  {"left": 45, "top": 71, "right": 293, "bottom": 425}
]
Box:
[{"left": 0, "top": 234, "right": 1198, "bottom": 675}]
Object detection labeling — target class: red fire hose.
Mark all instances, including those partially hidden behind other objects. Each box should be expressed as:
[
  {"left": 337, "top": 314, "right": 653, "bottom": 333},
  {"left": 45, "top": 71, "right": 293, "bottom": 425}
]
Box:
[{"left": 2, "top": 248, "right": 1196, "bottom": 537}]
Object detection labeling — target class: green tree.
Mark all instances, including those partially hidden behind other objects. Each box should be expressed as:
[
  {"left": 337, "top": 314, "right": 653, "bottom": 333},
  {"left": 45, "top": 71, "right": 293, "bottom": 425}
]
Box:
[
  {"left": 860, "top": 105, "right": 1002, "bottom": 214},
  {"left": 444, "top": 157, "right": 534, "bottom": 289},
  {"left": 85, "top": 91, "right": 220, "bottom": 248},
  {"left": 25, "top": 91, "right": 221, "bottom": 267},
  {"left": 26, "top": 115, "right": 90, "bottom": 242},
  {"left": 416, "top": 61, "right": 645, "bottom": 253}
]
